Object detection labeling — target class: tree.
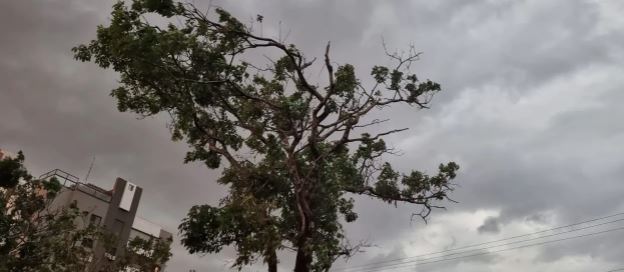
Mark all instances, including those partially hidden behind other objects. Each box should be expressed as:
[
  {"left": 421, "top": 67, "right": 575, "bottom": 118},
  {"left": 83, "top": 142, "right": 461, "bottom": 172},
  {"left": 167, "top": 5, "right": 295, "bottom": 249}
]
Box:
[
  {"left": 107, "top": 235, "right": 172, "bottom": 272},
  {"left": 73, "top": 1, "right": 460, "bottom": 271},
  {"left": 0, "top": 152, "right": 97, "bottom": 271},
  {"left": 0, "top": 152, "right": 172, "bottom": 271},
  {"left": 80, "top": 232, "right": 172, "bottom": 272}
]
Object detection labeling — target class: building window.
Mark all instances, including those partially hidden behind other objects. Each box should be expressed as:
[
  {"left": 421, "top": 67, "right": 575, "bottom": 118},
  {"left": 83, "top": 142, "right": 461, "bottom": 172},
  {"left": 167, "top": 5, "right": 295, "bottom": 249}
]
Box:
[
  {"left": 82, "top": 237, "right": 94, "bottom": 249},
  {"left": 89, "top": 214, "right": 102, "bottom": 226}
]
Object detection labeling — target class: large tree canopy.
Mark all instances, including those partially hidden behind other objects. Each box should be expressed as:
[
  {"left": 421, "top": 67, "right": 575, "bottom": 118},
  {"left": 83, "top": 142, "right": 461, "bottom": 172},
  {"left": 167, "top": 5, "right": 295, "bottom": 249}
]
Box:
[{"left": 74, "top": 1, "right": 459, "bottom": 271}]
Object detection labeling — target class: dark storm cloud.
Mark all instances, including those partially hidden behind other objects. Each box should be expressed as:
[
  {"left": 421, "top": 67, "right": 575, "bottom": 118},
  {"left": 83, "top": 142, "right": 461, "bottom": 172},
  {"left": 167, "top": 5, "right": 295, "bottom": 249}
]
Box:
[
  {"left": 0, "top": 1, "right": 229, "bottom": 269},
  {"left": 2, "top": 0, "right": 624, "bottom": 271}
]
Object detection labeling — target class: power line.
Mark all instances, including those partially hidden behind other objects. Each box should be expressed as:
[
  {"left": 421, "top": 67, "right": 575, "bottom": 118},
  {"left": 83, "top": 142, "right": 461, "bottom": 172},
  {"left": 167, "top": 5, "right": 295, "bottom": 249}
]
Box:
[
  {"left": 372, "top": 265, "right": 624, "bottom": 272},
  {"left": 332, "top": 211, "right": 624, "bottom": 271},
  {"left": 350, "top": 217, "right": 624, "bottom": 272},
  {"left": 334, "top": 211, "right": 624, "bottom": 271},
  {"left": 356, "top": 226, "right": 624, "bottom": 272}
]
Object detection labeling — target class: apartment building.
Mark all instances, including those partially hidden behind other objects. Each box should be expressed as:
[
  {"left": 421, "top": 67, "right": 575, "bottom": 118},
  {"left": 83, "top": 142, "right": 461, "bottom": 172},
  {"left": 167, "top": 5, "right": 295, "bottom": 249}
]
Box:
[{"left": 39, "top": 169, "right": 172, "bottom": 271}]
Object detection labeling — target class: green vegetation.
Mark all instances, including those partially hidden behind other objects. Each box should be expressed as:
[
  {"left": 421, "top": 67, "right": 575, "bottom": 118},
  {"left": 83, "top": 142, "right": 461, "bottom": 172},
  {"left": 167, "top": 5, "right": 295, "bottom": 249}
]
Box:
[
  {"left": 74, "top": 1, "right": 459, "bottom": 271},
  {"left": 0, "top": 152, "right": 172, "bottom": 271}
]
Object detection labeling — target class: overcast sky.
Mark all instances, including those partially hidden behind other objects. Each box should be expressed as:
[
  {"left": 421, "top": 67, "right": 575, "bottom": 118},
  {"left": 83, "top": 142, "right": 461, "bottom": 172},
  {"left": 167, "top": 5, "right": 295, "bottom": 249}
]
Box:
[{"left": 2, "top": 0, "right": 624, "bottom": 271}]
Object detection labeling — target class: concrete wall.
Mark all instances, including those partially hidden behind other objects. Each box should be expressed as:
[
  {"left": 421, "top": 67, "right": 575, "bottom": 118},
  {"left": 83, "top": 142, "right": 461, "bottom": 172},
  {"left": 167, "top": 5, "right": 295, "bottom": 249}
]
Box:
[
  {"left": 39, "top": 171, "right": 172, "bottom": 271},
  {"left": 97, "top": 178, "right": 142, "bottom": 258},
  {"left": 132, "top": 216, "right": 162, "bottom": 238},
  {"left": 48, "top": 185, "right": 110, "bottom": 228}
]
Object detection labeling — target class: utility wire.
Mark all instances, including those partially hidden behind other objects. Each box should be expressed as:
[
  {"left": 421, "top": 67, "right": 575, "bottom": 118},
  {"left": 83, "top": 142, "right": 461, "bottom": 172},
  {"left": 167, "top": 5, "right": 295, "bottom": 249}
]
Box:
[
  {"left": 332, "top": 211, "right": 624, "bottom": 271},
  {"left": 355, "top": 226, "right": 624, "bottom": 272},
  {"left": 349, "top": 217, "right": 624, "bottom": 272},
  {"left": 372, "top": 265, "right": 624, "bottom": 272},
  {"left": 380, "top": 267, "right": 624, "bottom": 272}
]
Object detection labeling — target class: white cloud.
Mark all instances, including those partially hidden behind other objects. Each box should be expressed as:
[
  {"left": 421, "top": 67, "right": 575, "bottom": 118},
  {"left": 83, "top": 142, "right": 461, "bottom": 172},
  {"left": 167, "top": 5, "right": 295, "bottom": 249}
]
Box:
[
  {"left": 591, "top": 0, "right": 624, "bottom": 35},
  {"left": 342, "top": 208, "right": 621, "bottom": 271}
]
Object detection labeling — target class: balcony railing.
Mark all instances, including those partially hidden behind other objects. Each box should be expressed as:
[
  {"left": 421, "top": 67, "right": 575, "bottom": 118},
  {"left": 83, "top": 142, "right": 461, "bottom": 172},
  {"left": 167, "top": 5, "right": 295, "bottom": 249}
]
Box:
[
  {"left": 39, "top": 169, "right": 79, "bottom": 186},
  {"left": 39, "top": 169, "right": 112, "bottom": 203}
]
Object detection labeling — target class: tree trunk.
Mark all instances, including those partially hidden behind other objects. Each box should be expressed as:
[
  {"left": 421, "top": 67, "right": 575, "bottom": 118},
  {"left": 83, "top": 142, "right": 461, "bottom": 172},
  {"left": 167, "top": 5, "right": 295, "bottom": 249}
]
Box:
[
  {"left": 293, "top": 194, "right": 313, "bottom": 272},
  {"left": 291, "top": 152, "right": 316, "bottom": 272},
  {"left": 267, "top": 248, "right": 278, "bottom": 272},
  {"left": 294, "top": 245, "right": 312, "bottom": 272}
]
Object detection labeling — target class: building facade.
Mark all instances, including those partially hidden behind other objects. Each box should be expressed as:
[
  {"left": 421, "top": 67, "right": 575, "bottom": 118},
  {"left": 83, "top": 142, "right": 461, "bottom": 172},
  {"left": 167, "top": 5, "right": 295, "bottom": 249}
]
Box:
[{"left": 39, "top": 169, "right": 172, "bottom": 271}]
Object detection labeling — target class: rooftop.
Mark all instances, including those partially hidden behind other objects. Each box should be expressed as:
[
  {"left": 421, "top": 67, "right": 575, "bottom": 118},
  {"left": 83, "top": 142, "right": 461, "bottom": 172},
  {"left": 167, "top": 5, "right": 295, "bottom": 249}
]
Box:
[
  {"left": 39, "top": 168, "right": 112, "bottom": 202},
  {"left": 39, "top": 169, "right": 170, "bottom": 237}
]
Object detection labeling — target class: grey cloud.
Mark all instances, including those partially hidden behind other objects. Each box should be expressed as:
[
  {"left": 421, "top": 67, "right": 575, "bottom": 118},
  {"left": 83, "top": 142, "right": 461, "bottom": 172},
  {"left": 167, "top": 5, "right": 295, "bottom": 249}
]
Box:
[
  {"left": 525, "top": 212, "right": 549, "bottom": 225},
  {"left": 477, "top": 216, "right": 501, "bottom": 234},
  {"left": 2, "top": 0, "right": 624, "bottom": 271}
]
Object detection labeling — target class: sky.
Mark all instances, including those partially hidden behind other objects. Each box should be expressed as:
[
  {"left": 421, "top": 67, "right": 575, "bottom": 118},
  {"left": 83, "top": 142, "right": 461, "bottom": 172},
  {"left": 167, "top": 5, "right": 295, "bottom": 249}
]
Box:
[{"left": 1, "top": 0, "right": 624, "bottom": 271}]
